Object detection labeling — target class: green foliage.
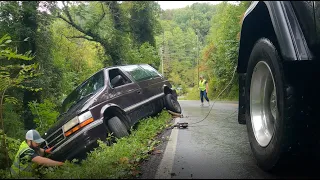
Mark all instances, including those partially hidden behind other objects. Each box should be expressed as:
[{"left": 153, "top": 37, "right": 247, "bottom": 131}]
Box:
[
  {"left": 3, "top": 103, "right": 25, "bottom": 139},
  {"left": 2, "top": 135, "right": 21, "bottom": 162},
  {"left": 0, "top": 131, "right": 21, "bottom": 177},
  {"left": 50, "top": 19, "right": 105, "bottom": 99},
  {"left": 126, "top": 42, "right": 160, "bottom": 68},
  {"left": 0, "top": 34, "right": 40, "bottom": 171},
  {"left": 183, "top": 87, "right": 200, "bottom": 100},
  {"left": 42, "top": 111, "right": 171, "bottom": 179},
  {"left": 0, "top": 35, "right": 33, "bottom": 61},
  {"left": 129, "top": 1, "right": 162, "bottom": 46},
  {"left": 56, "top": 1, "right": 161, "bottom": 66},
  {"left": 28, "top": 99, "right": 60, "bottom": 135},
  {"left": 198, "top": 2, "right": 249, "bottom": 100},
  {"left": 0, "top": 34, "right": 40, "bottom": 96},
  {"left": 0, "top": 1, "right": 252, "bottom": 177},
  {"left": 155, "top": 2, "right": 249, "bottom": 100}
]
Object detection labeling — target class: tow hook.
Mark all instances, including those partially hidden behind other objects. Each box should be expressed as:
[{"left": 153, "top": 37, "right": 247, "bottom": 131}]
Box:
[
  {"left": 173, "top": 122, "right": 188, "bottom": 129},
  {"left": 167, "top": 110, "right": 188, "bottom": 128}
]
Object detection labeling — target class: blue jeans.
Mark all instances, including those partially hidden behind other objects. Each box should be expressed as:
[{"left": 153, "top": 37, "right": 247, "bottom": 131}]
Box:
[{"left": 200, "top": 90, "right": 209, "bottom": 103}]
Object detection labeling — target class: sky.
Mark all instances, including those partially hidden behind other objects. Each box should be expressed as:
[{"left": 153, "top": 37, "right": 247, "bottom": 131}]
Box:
[
  {"left": 56, "top": 1, "right": 239, "bottom": 10},
  {"left": 157, "top": 1, "right": 239, "bottom": 10}
]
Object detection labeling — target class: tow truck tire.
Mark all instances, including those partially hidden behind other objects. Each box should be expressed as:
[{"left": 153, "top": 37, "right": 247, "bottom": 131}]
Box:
[{"left": 245, "top": 38, "right": 298, "bottom": 172}]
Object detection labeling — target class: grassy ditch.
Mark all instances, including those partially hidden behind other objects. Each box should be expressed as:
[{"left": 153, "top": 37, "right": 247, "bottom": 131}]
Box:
[
  {"left": 1, "top": 110, "right": 172, "bottom": 179},
  {"left": 43, "top": 110, "right": 172, "bottom": 179}
]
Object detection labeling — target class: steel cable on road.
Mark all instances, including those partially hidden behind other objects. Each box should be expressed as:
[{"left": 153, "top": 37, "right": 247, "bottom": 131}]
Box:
[
  {"left": 187, "top": 110, "right": 238, "bottom": 127},
  {"left": 184, "top": 65, "right": 238, "bottom": 126}
]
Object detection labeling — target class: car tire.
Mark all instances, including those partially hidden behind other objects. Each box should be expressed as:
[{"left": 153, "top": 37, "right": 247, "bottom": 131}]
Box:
[
  {"left": 245, "top": 38, "right": 299, "bottom": 172},
  {"left": 165, "top": 94, "right": 182, "bottom": 113},
  {"left": 107, "top": 116, "right": 129, "bottom": 139}
]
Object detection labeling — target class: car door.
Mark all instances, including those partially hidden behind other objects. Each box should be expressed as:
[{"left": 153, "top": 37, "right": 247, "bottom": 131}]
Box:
[
  {"left": 106, "top": 68, "right": 144, "bottom": 125},
  {"left": 120, "top": 65, "right": 156, "bottom": 118}
]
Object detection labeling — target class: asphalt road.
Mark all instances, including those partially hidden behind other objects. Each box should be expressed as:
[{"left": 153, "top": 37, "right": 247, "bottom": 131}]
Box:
[{"left": 139, "top": 100, "right": 320, "bottom": 179}]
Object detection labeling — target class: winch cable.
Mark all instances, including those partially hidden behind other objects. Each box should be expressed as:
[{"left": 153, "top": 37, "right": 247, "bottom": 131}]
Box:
[
  {"left": 172, "top": 66, "right": 238, "bottom": 128},
  {"left": 188, "top": 110, "right": 238, "bottom": 127}
]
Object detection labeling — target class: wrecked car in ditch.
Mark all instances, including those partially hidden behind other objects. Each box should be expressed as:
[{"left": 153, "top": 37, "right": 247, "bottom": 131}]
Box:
[{"left": 41, "top": 64, "right": 181, "bottom": 161}]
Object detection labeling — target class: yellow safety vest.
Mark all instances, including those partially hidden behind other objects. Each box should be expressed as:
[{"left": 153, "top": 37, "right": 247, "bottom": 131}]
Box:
[
  {"left": 199, "top": 79, "right": 207, "bottom": 91},
  {"left": 10, "top": 141, "right": 37, "bottom": 178}
]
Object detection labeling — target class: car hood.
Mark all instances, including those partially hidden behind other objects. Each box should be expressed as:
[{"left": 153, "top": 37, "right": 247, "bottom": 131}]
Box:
[{"left": 42, "top": 95, "right": 96, "bottom": 139}]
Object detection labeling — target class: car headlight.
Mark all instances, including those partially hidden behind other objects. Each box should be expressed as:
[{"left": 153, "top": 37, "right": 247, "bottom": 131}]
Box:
[
  {"left": 62, "top": 116, "right": 79, "bottom": 132},
  {"left": 63, "top": 111, "right": 94, "bottom": 137}
]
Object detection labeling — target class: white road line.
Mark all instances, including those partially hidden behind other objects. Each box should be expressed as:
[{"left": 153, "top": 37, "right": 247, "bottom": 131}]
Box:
[{"left": 155, "top": 118, "right": 180, "bottom": 179}]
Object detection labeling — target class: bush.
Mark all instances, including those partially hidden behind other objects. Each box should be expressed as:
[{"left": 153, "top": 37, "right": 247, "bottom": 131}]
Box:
[
  {"left": 0, "top": 132, "right": 21, "bottom": 174},
  {"left": 28, "top": 99, "right": 60, "bottom": 135},
  {"left": 3, "top": 103, "right": 25, "bottom": 139},
  {"left": 183, "top": 87, "right": 199, "bottom": 100}
]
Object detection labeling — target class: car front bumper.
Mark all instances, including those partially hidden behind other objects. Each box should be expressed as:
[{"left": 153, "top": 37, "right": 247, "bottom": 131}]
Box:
[{"left": 49, "top": 118, "right": 106, "bottom": 161}]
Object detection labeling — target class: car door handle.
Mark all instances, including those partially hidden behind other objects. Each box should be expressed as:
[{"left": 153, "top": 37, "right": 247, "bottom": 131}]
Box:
[{"left": 137, "top": 90, "right": 141, "bottom": 94}]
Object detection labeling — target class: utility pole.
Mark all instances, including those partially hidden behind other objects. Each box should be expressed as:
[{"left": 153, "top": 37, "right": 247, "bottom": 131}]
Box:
[
  {"left": 196, "top": 30, "right": 199, "bottom": 87},
  {"left": 162, "top": 30, "right": 164, "bottom": 77}
]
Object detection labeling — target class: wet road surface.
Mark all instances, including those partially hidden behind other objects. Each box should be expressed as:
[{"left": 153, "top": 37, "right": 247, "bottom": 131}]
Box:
[{"left": 150, "top": 100, "right": 319, "bottom": 179}]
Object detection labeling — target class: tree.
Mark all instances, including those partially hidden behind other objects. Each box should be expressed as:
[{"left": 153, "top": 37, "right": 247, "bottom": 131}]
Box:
[
  {"left": 56, "top": 1, "right": 161, "bottom": 66},
  {"left": 0, "top": 1, "right": 58, "bottom": 129},
  {"left": 200, "top": 2, "right": 249, "bottom": 99},
  {"left": 129, "top": 1, "right": 161, "bottom": 47},
  {"left": 0, "top": 34, "right": 40, "bottom": 169}
]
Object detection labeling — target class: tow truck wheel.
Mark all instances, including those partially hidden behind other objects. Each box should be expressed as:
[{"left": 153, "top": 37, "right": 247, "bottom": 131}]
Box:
[{"left": 245, "top": 38, "right": 298, "bottom": 172}]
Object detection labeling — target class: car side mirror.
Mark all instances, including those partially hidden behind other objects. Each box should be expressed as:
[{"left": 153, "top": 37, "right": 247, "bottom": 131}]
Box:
[{"left": 110, "top": 75, "right": 124, "bottom": 88}]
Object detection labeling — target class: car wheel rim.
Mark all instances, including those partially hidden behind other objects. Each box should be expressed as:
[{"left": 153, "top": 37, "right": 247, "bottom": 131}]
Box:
[{"left": 250, "top": 61, "right": 278, "bottom": 147}]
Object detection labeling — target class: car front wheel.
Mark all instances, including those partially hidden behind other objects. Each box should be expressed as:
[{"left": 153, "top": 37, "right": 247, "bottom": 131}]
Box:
[{"left": 107, "top": 116, "right": 129, "bottom": 139}]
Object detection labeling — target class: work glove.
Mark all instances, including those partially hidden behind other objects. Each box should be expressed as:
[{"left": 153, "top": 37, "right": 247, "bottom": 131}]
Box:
[{"left": 44, "top": 146, "right": 54, "bottom": 154}]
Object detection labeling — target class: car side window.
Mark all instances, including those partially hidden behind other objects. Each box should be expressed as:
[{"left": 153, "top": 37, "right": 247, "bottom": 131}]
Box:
[
  {"left": 108, "top": 68, "right": 132, "bottom": 88},
  {"left": 139, "top": 64, "right": 162, "bottom": 78},
  {"left": 121, "top": 65, "right": 152, "bottom": 82},
  {"left": 79, "top": 71, "right": 104, "bottom": 96}
]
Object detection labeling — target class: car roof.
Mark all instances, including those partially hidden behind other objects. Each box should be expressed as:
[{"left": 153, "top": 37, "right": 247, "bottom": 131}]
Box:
[
  {"left": 70, "top": 64, "right": 157, "bottom": 94},
  {"left": 102, "top": 64, "right": 152, "bottom": 71},
  {"left": 82, "top": 64, "right": 153, "bottom": 83}
]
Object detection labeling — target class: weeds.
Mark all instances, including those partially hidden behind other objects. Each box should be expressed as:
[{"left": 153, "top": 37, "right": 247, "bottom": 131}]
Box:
[{"left": 40, "top": 110, "right": 172, "bottom": 179}]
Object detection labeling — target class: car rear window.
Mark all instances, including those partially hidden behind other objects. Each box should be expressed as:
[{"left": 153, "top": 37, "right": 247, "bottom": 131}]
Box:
[{"left": 121, "top": 65, "right": 151, "bottom": 82}]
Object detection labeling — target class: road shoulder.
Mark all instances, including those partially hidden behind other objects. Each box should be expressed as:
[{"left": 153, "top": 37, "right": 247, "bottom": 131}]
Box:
[{"left": 137, "top": 118, "right": 177, "bottom": 179}]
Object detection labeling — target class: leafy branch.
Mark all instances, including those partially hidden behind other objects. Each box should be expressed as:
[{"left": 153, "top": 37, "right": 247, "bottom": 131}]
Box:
[{"left": 0, "top": 34, "right": 41, "bottom": 169}]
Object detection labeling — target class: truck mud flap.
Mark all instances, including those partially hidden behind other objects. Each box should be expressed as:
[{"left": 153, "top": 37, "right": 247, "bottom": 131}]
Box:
[{"left": 238, "top": 73, "right": 246, "bottom": 124}]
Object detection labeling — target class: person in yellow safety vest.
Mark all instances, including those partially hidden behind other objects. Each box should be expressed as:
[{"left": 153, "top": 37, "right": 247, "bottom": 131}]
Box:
[
  {"left": 10, "top": 129, "right": 64, "bottom": 178},
  {"left": 199, "top": 75, "right": 210, "bottom": 106}
]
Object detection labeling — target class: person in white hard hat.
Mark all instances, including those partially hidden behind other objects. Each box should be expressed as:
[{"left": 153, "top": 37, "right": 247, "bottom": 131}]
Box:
[{"left": 10, "top": 129, "right": 64, "bottom": 178}]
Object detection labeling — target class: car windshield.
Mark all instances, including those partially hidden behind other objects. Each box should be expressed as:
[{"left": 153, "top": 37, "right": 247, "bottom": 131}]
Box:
[{"left": 61, "top": 71, "right": 105, "bottom": 113}]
